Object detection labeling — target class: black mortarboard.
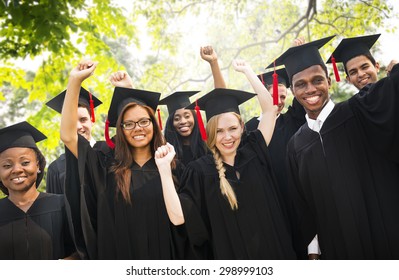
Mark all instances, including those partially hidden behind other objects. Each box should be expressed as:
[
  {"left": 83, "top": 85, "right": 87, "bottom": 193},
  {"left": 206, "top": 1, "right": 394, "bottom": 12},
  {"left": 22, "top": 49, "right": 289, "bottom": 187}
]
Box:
[
  {"left": 107, "top": 87, "right": 161, "bottom": 128},
  {"left": 159, "top": 91, "right": 200, "bottom": 114},
  {"left": 0, "top": 121, "right": 47, "bottom": 153},
  {"left": 266, "top": 36, "right": 335, "bottom": 83},
  {"left": 186, "top": 88, "right": 255, "bottom": 141},
  {"left": 46, "top": 87, "right": 102, "bottom": 116},
  {"left": 186, "top": 88, "right": 255, "bottom": 121},
  {"left": 326, "top": 34, "right": 380, "bottom": 67},
  {"left": 258, "top": 68, "right": 289, "bottom": 88}
]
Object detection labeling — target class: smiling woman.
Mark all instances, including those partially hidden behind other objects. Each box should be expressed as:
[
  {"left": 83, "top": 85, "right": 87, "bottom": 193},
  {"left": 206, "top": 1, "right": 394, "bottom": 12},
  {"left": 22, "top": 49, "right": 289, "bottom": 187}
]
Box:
[
  {"left": 0, "top": 121, "right": 75, "bottom": 260},
  {"left": 60, "top": 63, "right": 186, "bottom": 260}
]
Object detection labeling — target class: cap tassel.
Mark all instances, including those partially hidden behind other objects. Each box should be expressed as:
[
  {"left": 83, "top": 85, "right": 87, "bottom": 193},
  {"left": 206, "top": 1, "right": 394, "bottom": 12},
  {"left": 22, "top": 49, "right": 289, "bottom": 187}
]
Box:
[
  {"left": 105, "top": 119, "right": 115, "bottom": 149},
  {"left": 331, "top": 55, "right": 341, "bottom": 82},
  {"left": 195, "top": 100, "right": 207, "bottom": 141},
  {"left": 88, "top": 91, "right": 95, "bottom": 122},
  {"left": 272, "top": 61, "right": 279, "bottom": 106},
  {"left": 157, "top": 108, "right": 163, "bottom": 130}
]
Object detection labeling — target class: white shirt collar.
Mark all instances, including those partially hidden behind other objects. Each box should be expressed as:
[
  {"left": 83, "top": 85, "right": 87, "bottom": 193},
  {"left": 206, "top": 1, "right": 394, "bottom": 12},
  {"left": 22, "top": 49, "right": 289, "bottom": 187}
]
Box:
[
  {"left": 306, "top": 99, "right": 335, "bottom": 132},
  {"left": 89, "top": 138, "right": 96, "bottom": 147}
]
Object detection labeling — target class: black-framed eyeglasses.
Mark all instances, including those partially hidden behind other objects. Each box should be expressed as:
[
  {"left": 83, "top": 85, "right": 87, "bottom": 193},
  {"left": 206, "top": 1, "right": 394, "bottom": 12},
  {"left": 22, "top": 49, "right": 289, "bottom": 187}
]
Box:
[{"left": 121, "top": 118, "right": 152, "bottom": 130}]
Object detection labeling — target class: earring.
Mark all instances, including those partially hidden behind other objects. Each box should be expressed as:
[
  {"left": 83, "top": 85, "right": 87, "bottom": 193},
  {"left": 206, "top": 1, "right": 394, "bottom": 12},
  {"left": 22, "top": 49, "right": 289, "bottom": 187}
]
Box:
[{"left": 37, "top": 170, "right": 41, "bottom": 174}]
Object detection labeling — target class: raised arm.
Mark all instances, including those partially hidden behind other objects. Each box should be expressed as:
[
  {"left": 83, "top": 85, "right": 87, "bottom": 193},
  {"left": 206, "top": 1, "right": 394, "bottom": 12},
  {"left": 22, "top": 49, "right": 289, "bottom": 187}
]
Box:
[
  {"left": 60, "top": 60, "right": 97, "bottom": 157},
  {"left": 232, "top": 59, "right": 277, "bottom": 145},
  {"left": 109, "top": 70, "right": 134, "bottom": 88},
  {"left": 154, "top": 143, "right": 185, "bottom": 225},
  {"left": 200, "top": 46, "right": 226, "bottom": 88}
]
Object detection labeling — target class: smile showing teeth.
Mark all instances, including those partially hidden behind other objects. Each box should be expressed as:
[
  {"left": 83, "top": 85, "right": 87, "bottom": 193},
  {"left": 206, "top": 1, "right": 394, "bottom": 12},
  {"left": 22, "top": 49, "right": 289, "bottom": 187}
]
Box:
[
  {"left": 305, "top": 95, "right": 320, "bottom": 105},
  {"left": 133, "top": 135, "right": 145, "bottom": 140},
  {"left": 12, "top": 177, "right": 24, "bottom": 182},
  {"left": 223, "top": 142, "right": 234, "bottom": 148}
]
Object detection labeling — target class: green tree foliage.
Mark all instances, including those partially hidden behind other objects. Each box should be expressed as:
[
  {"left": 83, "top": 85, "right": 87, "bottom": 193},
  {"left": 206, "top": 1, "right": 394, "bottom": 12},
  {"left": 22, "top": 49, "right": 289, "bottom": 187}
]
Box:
[{"left": 0, "top": 0, "right": 397, "bottom": 198}]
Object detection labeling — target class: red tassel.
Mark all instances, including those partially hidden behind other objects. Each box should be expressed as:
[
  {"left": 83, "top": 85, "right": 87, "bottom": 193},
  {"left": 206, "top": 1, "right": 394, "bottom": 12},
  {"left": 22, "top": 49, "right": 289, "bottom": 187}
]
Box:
[
  {"left": 331, "top": 55, "right": 341, "bottom": 82},
  {"left": 272, "top": 61, "right": 278, "bottom": 106},
  {"left": 195, "top": 100, "right": 207, "bottom": 141},
  {"left": 157, "top": 108, "right": 163, "bottom": 130},
  {"left": 88, "top": 91, "right": 95, "bottom": 122},
  {"left": 105, "top": 119, "right": 115, "bottom": 149}
]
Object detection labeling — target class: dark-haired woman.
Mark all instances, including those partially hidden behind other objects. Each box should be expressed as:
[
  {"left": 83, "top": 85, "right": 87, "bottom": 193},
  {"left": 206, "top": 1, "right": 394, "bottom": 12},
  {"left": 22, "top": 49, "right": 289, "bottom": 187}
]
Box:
[{"left": 61, "top": 63, "right": 183, "bottom": 260}]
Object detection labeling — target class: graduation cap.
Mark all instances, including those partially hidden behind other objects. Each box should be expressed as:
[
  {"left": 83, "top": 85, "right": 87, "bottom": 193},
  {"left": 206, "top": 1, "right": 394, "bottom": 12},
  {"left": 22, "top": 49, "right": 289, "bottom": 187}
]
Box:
[
  {"left": 186, "top": 88, "right": 255, "bottom": 140},
  {"left": 266, "top": 35, "right": 335, "bottom": 84},
  {"left": 46, "top": 87, "right": 102, "bottom": 122},
  {"left": 258, "top": 68, "right": 290, "bottom": 88},
  {"left": 0, "top": 121, "right": 47, "bottom": 153},
  {"left": 159, "top": 91, "right": 200, "bottom": 114},
  {"left": 105, "top": 87, "right": 161, "bottom": 148},
  {"left": 326, "top": 34, "right": 380, "bottom": 81}
]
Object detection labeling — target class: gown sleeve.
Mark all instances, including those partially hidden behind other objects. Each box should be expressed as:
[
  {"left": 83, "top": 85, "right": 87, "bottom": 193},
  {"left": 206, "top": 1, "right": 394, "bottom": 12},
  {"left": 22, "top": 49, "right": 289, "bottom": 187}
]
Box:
[
  {"left": 285, "top": 131, "right": 319, "bottom": 258},
  {"left": 349, "top": 68, "right": 399, "bottom": 162},
  {"left": 178, "top": 160, "right": 213, "bottom": 259},
  {"left": 64, "top": 135, "right": 107, "bottom": 259}
]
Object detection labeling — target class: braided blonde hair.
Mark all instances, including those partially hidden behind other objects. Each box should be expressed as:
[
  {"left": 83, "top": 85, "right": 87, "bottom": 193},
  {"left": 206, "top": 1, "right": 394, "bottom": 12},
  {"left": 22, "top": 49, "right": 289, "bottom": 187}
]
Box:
[{"left": 206, "top": 112, "right": 242, "bottom": 210}]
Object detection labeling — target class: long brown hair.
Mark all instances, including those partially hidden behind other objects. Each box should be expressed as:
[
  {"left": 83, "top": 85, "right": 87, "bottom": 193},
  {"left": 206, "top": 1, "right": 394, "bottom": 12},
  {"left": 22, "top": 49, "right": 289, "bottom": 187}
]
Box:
[
  {"left": 110, "top": 102, "right": 167, "bottom": 203},
  {"left": 206, "top": 112, "right": 243, "bottom": 210}
]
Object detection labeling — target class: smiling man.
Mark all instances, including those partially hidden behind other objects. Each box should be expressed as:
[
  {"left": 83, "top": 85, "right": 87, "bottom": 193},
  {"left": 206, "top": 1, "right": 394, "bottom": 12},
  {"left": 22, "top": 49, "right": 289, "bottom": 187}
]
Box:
[
  {"left": 274, "top": 36, "right": 399, "bottom": 259},
  {"left": 45, "top": 88, "right": 102, "bottom": 194},
  {"left": 326, "top": 34, "right": 388, "bottom": 90}
]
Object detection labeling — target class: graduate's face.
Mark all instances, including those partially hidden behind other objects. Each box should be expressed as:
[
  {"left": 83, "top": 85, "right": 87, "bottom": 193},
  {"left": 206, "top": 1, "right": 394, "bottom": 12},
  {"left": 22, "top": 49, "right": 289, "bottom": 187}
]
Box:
[
  {"left": 292, "top": 65, "right": 331, "bottom": 120},
  {"left": 173, "top": 109, "right": 195, "bottom": 138},
  {"left": 122, "top": 106, "right": 154, "bottom": 150},
  {"left": 0, "top": 147, "right": 39, "bottom": 193},
  {"left": 215, "top": 113, "right": 244, "bottom": 160},
  {"left": 345, "top": 55, "right": 380, "bottom": 90},
  {"left": 77, "top": 106, "right": 93, "bottom": 141},
  {"left": 268, "top": 84, "right": 288, "bottom": 115}
]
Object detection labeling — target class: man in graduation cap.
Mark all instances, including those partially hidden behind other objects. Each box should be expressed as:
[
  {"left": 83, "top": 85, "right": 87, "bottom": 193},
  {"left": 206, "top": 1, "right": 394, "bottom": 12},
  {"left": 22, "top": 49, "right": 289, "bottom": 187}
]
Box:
[
  {"left": 326, "top": 34, "right": 398, "bottom": 90},
  {"left": 45, "top": 87, "right": 102, "bottom": 194},
  {"left": 273, "top": 35, "right": 399, "bottom": 259}
]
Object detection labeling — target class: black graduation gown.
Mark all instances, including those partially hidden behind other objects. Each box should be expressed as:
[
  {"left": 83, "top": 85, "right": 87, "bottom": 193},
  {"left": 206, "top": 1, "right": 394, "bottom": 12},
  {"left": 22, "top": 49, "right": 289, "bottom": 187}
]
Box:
[
  {"left": 179, "top": 130, "right": 297, "bottom": 259},
  {"left": 0, "top": 192, "right": 74, "bottom": 260},
  {"left": 287, "top": 70, "right": 399, "bottom": 259},
  {"left": 181, "top": 145, "right": 194, "bottom": 167},
  {"left": 64, "top": 135, "right": 184, "bottom": 260},
  {"left": 268, "top": 98, "right": 306, "bottom": 204},
  {"left": 46, "top": 154, "right": 66, "bottom": 194},
  {"left": 46, "top": 141, "right": 108, "bottom": 194}
]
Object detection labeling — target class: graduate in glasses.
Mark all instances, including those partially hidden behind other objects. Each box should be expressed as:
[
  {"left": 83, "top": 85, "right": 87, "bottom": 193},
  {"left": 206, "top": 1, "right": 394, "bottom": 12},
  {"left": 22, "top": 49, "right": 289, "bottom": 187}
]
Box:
[{"left": 61, "top": 64, "right": 184, "bottom": 259}]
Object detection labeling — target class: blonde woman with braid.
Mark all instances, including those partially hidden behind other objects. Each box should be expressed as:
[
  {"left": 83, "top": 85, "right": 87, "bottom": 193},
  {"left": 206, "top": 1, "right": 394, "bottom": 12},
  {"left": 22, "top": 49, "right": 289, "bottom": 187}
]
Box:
[{"left": 175, "top": 59, "right": 297, "bottom": 259}]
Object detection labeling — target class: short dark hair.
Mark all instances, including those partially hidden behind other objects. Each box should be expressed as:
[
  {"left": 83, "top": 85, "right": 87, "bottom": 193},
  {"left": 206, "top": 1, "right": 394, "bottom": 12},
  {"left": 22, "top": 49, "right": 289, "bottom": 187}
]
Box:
[
  {"left": 78, "top": 101, "right": 91, "bottom": 116},
  {"left": 344, "top": 54, "right": 377, "bottom": 76}
]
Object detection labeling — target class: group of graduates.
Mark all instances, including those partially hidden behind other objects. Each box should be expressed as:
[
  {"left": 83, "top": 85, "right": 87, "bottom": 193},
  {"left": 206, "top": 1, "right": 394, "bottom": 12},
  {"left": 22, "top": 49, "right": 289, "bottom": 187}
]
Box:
[{"left": 0, "top": 33, "right": 398, "bottom": 260}]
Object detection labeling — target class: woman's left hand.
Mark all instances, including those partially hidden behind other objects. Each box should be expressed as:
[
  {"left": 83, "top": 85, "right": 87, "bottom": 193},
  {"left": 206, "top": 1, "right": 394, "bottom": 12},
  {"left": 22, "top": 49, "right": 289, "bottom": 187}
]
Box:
[{"left": 155, "top": 143, "right": 176, "bottom": 168}]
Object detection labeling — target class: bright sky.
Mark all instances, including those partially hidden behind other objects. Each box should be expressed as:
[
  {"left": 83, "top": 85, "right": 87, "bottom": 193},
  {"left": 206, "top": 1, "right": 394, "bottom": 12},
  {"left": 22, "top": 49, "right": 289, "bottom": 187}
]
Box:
[{"left": 374, "top": 0, "right": 399, "bottom": 65}]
